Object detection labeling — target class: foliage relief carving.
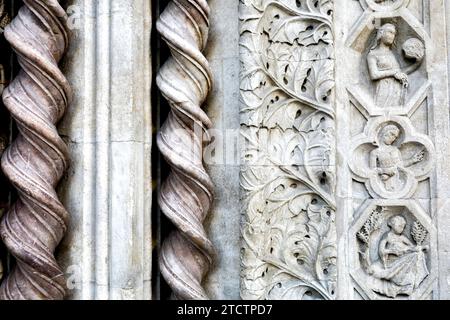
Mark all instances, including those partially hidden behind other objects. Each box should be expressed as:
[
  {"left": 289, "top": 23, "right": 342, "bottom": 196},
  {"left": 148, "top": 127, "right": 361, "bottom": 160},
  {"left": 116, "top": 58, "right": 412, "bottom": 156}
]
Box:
[{"left": 240, "top": 0, "right": 336, "bottom": 300}]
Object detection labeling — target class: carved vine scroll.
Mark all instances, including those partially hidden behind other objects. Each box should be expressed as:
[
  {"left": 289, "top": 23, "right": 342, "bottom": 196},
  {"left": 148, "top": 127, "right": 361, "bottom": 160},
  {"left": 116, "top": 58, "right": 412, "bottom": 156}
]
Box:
[
  {"left": 239, "top": 0, "right": 336, "bottom": 300},
  {"left": 157, "top": 0, "right": 215, "bottom": 300},
  {"left": 342, "top": 0, "right": 440, "bottom": 299},
  {"left": 0, "top": 0, "right": 71, "bottom": 299}
]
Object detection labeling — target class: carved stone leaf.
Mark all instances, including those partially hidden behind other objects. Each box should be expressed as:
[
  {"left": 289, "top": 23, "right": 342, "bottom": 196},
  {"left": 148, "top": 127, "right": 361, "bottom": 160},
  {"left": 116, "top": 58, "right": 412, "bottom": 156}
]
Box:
[
  {"left": 241, "top": 17, "right": 261, "bottom": 34},
  {"left": 266, "top": 277, "right": 319, "bottom": 300},
  {"left": 241, "top": 258, "right": 270, "bottom": 299},
  {"left": 296, "top": 202, "right": 336, "bottom": 292},
  {"left": 312, "top": 59, "right": 334, "bottom": 102},
  {"left": 266, "top": 129, "right": 305, "bottom": 165},
  {"left": 265, "top": 178, "right": 312, "bottom": 217},
  {"left": 264, "top": 99, "right": 303, "bottom": 130},
  {"left": 412, "top": 221, "right": 428, "bottom": 245},
  {"left": 306, "top": 0, "right": 333, "bottom": 16},
  {"left": 241, "top": 89, "right": 304, "bottom": 130},
  {"left": 240, "top": 0, "right": 336, "bottom": 301},
  {"left": 240, "top": 69, "right": 266, "bottom": 92},
  {"left": 264, "top": 17, "right": 331, "bottom": 46},
  {"left": 262, "top": 188, "right": 336, "bottom": 297}
]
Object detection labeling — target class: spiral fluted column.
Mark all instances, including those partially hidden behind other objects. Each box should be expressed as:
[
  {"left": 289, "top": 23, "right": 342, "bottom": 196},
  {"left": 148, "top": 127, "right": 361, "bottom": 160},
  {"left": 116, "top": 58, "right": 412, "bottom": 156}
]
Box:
[
  {"left": 157, "top": 0, "right": 214, "bottom": 300},
  {"left": 0, "top": 0, "right": 71, "bottom": 300}
]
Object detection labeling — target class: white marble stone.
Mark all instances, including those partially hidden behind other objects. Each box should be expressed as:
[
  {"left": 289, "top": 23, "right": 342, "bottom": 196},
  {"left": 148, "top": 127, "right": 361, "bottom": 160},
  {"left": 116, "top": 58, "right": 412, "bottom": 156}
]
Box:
[
  {"left": 334, "top": 0, "right": 450, "bottom": 300},
  {"left": 58, "top": 0, "right": 152, "bottom": 300},
  {"left": 203, "top": 0, "right": 241, "bottom": 300},
  {"left": 38, "top": 0, "right": 450, "bottom": 301}
]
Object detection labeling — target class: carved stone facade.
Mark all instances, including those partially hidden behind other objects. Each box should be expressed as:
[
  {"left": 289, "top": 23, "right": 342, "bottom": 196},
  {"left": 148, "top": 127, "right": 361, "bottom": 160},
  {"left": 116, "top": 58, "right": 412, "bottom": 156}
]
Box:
[
  {"left": 336, "top": 0, "right": 450, "bottom": 299},
  {"left": 0, "top": 0, "right": 450, "bottom": 300},
  {"left": 239, "top": 0, "right": 337, "bottom": 300},
  {"left": 239, "top": 0, "right": 450, "bottom": 300}
]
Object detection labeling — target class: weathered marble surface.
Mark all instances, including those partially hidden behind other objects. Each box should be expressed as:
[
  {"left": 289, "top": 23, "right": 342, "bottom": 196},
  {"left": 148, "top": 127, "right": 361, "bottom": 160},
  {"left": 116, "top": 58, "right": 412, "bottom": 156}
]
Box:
[
  {"left": 203, "top": 0, "right": 241, "bottom": 300},
  {"left": 0, "top": 0, "right": 71, "bottom": 300},
  {"left": 58, "top": 0, "right": 152, "bottom": 300},
  {"left": 239, "top": 0, "right": 337, "bottom": 300},
  {"left": 238, "top": 0, "right": 450, "bottom": 300},
  {"left": 156, "top": 0, "right": 215, "bottom": 300},
  {"left": 334, "top": 0, "right": 450, "bottom": 300},
  {"left": 18, "top": 0, "right": 450, "bottom": 301}
]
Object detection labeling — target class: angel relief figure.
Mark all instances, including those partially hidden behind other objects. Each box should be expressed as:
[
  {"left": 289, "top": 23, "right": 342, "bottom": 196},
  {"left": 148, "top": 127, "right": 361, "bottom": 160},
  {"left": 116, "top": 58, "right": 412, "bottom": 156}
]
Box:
[
  {"left": 359, "top": 214, "right": 429, "bottom": 298},
  {"left": 370, "top": 124, "right": 424, "bottom": 192},
  {"left": 367, "top": 23, "right": 424, "bottom": 108}
]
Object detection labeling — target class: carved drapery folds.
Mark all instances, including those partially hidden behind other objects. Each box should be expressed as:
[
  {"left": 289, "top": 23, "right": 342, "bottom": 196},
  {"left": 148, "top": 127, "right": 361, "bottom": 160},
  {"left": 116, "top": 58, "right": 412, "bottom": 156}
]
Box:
[
  {"left": 156, "top": 0, "right": 214, "bottom": 300},
  {"left": 339, "top": 0, "right": 446, "bottom": 299},
  {"left": 0, "top": 0, "right": 71, "bottom": 299},
  {"left": 239, "top": 0, "right": 337, "bottom": 300}
]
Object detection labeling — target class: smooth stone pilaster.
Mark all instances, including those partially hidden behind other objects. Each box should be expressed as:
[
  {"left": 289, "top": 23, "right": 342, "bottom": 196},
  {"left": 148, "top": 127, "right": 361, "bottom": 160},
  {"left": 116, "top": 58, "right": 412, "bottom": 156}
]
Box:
[{"left": 58, "top": 0, "right": 152, "bottom": 300}]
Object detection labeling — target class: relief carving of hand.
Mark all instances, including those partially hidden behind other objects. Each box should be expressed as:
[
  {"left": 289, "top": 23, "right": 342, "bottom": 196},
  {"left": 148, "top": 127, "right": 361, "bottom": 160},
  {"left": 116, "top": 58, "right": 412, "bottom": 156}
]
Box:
[{"left": 394, "top": 72, "right": 408, "bottom": 87}]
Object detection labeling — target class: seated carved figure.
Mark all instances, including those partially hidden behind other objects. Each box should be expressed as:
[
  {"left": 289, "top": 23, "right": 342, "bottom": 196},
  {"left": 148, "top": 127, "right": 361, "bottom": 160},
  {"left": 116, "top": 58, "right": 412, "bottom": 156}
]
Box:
[
  {"left": 370, "top": 124, "right": 424, "bottom": 192},
  {"left": 368, "top": 215, "right": 429, "bottom": 298}
]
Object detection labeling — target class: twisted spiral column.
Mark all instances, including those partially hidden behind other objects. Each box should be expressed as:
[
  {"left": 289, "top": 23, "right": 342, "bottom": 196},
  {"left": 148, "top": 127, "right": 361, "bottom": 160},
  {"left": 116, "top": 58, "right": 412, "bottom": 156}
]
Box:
[
  {"left": 157, "top": 0, "right": 215, "bottom": 300},
  {"left": 0, "top": 0, "right": 71, "bottom": 300}
]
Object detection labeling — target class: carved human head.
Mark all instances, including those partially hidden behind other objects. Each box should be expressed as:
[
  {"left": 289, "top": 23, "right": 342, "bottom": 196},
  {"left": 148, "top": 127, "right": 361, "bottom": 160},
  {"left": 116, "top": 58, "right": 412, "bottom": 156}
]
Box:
[
  {"left": 388, "top": 215, "right": 407, "bottom": 234},
  {"left": 403, "top": 38, "right": 425, "bottom": 61},
  {"left": 377, "top": 23, "right": 396, "bottom": 46},
  {"left": 380, "top": 124, "right": 400, "bottom": 145}
]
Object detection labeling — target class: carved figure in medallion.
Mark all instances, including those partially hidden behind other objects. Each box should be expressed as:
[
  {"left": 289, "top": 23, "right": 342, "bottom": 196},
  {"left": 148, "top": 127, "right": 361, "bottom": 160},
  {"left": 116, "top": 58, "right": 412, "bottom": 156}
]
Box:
[
  {"left": 367, "top": 24, "right": 424, "bottom": 108},
  {"left": 370, "top": 124, "right": 424, "bottom": 192},
  {"left": 357, "top": 208, "right": 429, "bottom": 298}
]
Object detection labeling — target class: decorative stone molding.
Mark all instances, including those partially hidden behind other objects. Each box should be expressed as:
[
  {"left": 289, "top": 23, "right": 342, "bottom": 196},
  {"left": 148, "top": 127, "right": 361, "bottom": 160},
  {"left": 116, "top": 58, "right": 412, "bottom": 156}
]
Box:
[
  {"left": 58, "top": 0, "right": 152, "bottom": 300},
  {"left": 335, "top": 0, "right": 450, "bottom": 299},
  {"left": 156, "top": 0, "right": 215, "bottom": 300},
  {"left": 0, "top": 0, "right": 71, "bottom": 299},
  {"left": 239, "top": 0, "right": 337, "bottom": 300}
]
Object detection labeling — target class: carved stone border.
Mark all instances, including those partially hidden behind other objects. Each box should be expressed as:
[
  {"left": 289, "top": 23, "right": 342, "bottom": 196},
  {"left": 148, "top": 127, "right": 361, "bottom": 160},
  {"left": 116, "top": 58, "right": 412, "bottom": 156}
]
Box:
[
  {"left": 336, "top": 0, "right": 450, "bottom": 299},
  {"left": 239, "top": 0, "right": 337, "bottom": 300}
]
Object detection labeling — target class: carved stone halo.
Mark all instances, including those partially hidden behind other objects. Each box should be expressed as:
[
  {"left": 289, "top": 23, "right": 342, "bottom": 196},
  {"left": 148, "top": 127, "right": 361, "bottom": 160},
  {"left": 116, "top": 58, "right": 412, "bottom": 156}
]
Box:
[
  {"left": 361, "top": 0, "right": 410, "bottom": 12},
  {"left": 350, "top": 116, "right": 434, "bottom": 199}
]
